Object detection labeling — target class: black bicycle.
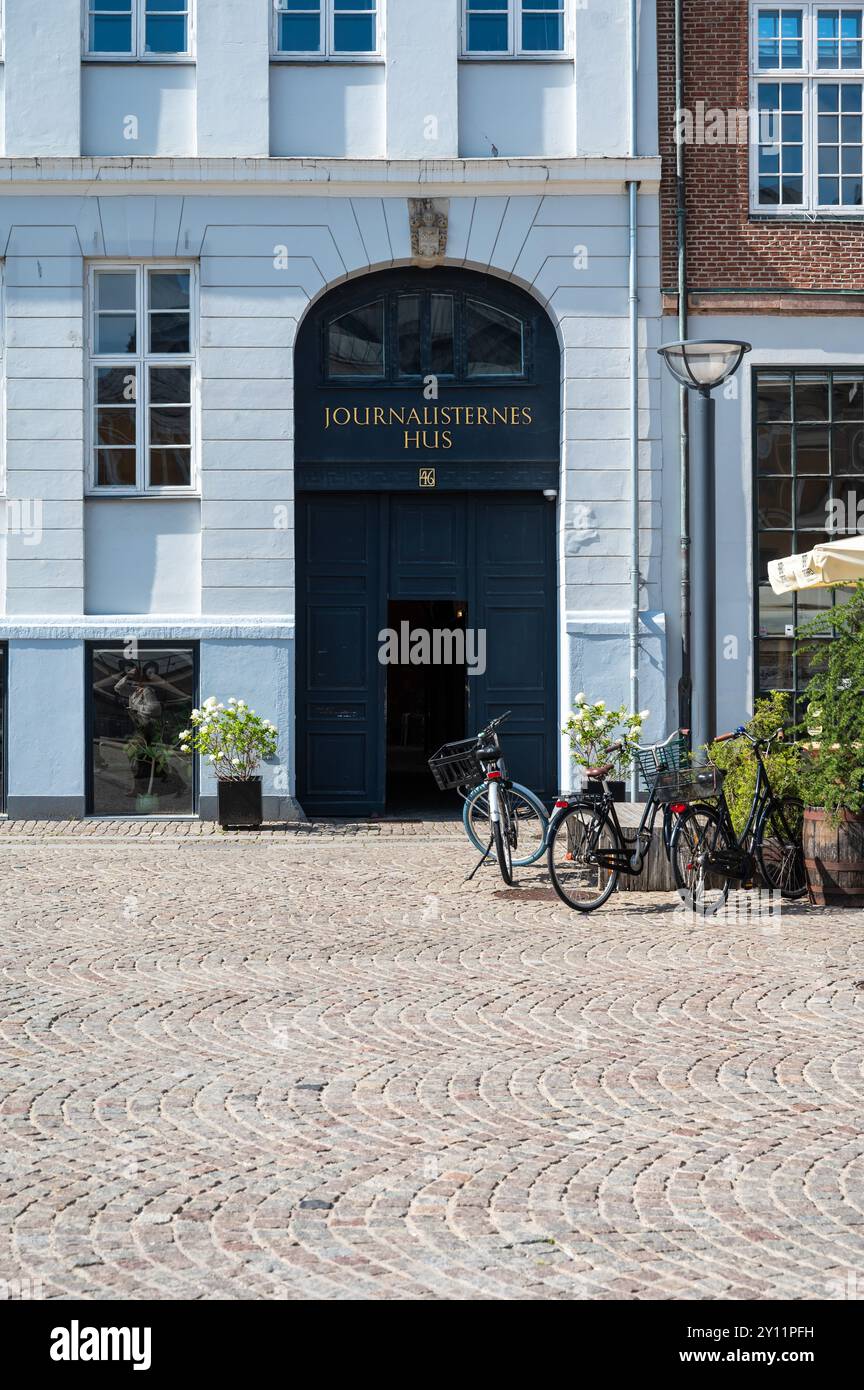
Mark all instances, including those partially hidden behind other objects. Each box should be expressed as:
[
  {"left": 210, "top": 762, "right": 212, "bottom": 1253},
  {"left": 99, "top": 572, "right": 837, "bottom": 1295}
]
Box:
[
  {"left": 547, "top": 731, "right": 696, "bottom": 912},
  {"left": 669, "top": 726, "right": 806, "bottom": 914}
]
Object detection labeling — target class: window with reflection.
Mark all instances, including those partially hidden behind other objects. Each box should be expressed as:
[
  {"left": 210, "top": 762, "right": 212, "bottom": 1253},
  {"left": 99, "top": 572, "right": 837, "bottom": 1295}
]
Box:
[
  {"left": 463, "top": 1, "right": 566, "bottom": 56},
  {"left": 90, "top": 265, "right": 194, "bottom": 491},
  {"left": 465, "top": 299, "right": 524, "bottom": 376},
  {"left": 327, "top": 301, "right": 385, "bottom": 377},
  {"left": 89, "top": 645, "right": 197, "bottom": 816},
  {"left": 274, "top": 0, "right": 378, "bottom": 56},
  {"left": 752, "top": 3, "right": 864, "bottom": 210},
  {"left": 87, "top": 0, "right": 191, "bottom": 58},
  {"left": 0, "top": 645, "right": 6, "bottom": 814},
  {"left": 755, "top": 368, "right": 863, "bottom": 707},
  {"left": 324, "top": 289, "right": 527, "bottom": 383}
]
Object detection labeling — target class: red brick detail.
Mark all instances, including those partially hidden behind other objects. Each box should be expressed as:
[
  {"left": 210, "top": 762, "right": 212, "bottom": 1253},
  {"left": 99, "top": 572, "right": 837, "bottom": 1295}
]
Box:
[{"left": 658, "top": 0, "right": 864, "bottom": 294}]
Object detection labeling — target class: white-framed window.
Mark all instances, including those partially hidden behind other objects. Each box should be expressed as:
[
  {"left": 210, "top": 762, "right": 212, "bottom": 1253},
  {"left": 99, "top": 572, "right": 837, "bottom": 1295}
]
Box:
[
  {"left": 84, "top": 0, "right": 193, "bottom": 60},
  {"left": 272, "top": 0, "right": 380, "bottom": 59},
  {"left": 461, "top": 0, "right": 567, "bottom": 57},
  {"left": 751, "top": 2, "right": 864, "bottom": 211},
  {"left": 87, "top": 264, "right": 197, "bottom": 495}
]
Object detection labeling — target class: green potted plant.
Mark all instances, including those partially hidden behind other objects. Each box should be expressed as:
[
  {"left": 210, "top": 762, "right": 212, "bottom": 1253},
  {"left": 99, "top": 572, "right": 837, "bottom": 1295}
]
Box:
[
  {"left": 563, "top": 695, "right": 648, "bottom": 801},
  {"left": 180, "top": 697, "right": 279, "bottom": 829},
  {"left": 795, "top": 582, "right": 864, "bottom": 906}
]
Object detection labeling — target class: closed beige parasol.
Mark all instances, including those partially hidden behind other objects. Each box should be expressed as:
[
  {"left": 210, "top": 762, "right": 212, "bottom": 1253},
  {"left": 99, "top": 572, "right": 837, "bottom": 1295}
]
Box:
[{"left": 768, "top": 535, "right": 864, "bottom": 594}]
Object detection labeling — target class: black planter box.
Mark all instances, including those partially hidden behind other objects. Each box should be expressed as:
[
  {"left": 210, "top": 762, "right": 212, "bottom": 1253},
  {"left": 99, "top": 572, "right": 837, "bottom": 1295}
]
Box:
[{"left": 217, "top": 778, "right": 263, "bottom": 828}]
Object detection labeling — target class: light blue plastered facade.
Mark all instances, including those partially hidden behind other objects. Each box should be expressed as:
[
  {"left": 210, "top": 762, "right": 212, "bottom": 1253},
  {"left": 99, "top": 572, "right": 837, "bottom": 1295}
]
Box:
[{"left": 0, "top": 0, "right": 668, "bottom": 816}]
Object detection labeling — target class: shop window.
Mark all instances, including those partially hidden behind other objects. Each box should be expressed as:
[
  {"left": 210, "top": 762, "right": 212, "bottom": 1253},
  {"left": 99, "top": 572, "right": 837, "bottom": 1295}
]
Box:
[
  {"left": 0, "top": 645, "right": 6, "bottom": 815},
  {"left": 754, "top": 368, "right": 863, "bottom": 708},
  {"left": 88, "top": 644, "right": 197, "bottom": 816}
]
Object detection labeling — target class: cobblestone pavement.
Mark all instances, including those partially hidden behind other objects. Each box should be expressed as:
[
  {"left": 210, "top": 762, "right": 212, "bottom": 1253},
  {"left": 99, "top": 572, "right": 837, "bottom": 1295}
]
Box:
[{"left": 1, "top": 823, "right": 863, "bottom": 1301}]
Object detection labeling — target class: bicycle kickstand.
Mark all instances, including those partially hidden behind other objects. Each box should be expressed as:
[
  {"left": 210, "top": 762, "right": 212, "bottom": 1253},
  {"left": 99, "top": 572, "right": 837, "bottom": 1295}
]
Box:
[{"left": 464, "top": 836, "right": 495, "bottom": 883}]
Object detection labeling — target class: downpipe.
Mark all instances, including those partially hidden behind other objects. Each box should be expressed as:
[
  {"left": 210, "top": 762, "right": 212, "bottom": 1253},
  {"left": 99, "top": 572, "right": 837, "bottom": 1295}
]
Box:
[{"left": 627, "top": 0, "right": 640, "bottom": 799}]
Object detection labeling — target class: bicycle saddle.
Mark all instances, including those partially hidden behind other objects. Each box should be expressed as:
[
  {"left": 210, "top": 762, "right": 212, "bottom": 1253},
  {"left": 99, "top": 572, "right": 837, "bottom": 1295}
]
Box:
[{"left": 586, "top": 761, "right": 614, "bottom": 780}]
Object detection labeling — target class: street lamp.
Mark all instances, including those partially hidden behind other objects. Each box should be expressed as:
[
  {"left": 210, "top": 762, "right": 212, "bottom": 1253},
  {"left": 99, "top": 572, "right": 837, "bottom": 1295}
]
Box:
[{"left": 658, "top": 339, "right": 751, "bottom": 761}]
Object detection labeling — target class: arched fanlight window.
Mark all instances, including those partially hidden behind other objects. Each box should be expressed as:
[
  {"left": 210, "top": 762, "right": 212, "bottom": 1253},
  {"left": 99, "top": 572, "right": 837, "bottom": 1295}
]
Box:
[
  {"left": 324, "top": 290, "right": 528, "bottom": 383},
  {"left": 465, "top": 300, "right": 524, "bottom": 377},
  {"left": 327, "top": 301, "right": 385, "bottom": 378}
]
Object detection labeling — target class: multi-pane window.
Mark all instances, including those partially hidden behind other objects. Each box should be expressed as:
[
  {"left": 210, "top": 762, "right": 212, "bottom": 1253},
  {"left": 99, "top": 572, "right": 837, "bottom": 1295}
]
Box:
[
  {"left": 90, "top": 266, "right": 195, "bottom": 492},
  {"left": 325, "top": 291, "right": 527, "bottom": 382},
  {"left": 755, "top": 369, "right": 863, "bottom": 704},
  {"left": 463, "top": 0, "right": 566, "bottom": 56},
  {"left": 273, "top": 0, "right": 378, "bottom": 57},
  {"left": 751, "top": 3, "right": 864, "bottom": 209},
  {"left": 86, "top": 0, "right": 191, "bottom": 58}
]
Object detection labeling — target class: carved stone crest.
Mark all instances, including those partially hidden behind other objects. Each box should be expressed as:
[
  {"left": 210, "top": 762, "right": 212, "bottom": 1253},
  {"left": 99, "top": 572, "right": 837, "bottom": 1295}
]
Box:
[{"left": 408, "top": 198, "right": 449, "bottom": 266}]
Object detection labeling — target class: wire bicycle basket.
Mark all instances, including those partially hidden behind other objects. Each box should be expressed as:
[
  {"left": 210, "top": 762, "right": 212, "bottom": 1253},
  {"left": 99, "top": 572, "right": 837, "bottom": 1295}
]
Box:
[
  {"left": 428, "top": 738, "right": 485, "bottom": 792},
  {"left": 634, "top": 734, "right": 691, "bottom": 794},
  {"left": 653, "top": 765, "right": 726, "bottom": 804}
]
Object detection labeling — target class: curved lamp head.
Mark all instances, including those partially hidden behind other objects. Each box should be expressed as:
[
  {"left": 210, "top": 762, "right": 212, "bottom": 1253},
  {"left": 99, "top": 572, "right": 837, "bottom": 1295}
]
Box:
[{"left": 658, "top": 339, "right": 752, "bottom": 393}]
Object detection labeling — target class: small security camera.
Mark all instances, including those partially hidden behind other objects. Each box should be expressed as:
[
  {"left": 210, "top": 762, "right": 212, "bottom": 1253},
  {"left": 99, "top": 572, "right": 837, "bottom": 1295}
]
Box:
[{"left": 542, "top": 489, "right": 558, "bottom": 501}]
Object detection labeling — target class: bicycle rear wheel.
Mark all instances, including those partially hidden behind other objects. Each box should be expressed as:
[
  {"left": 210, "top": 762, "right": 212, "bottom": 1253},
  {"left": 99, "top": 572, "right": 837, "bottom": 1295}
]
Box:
[
  {"left": 547, "top": 803, "right": 619, "bottom": 912},
  {"left": 756, "top": 796, "right": 807, "bottom": 900},
  {"left": 671, "top": 804, "right": 733, "bottom": 916}
]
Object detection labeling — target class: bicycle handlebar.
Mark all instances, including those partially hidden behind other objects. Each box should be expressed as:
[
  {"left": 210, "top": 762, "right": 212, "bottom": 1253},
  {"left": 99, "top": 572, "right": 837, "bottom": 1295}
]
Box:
[
  {"left": 632, "top": 728, "right": 689, "bottom": 755},
  {"left": 713, "top": 726, "right": 785, "bottom": 750},
  {"left": 476, "top": 710, "right": 512, "bottom": 739}
]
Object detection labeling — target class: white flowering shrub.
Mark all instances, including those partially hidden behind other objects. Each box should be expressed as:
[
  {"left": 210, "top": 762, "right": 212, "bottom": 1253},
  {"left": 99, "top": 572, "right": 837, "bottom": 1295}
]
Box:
[
  {"left": 563, "top": 694, "right": 648, "bottom": 776},
  {"left": 178, "top": 697, "right": 278, "bottom": 782}
]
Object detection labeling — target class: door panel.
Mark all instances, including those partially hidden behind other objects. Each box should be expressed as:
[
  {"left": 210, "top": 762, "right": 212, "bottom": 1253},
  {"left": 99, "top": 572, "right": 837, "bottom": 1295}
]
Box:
[
  {"left": 297, "top": 495, "right": 385, "bottom": 814},
  {"left": 389, "top": 498, "right": 466, "bottom": 600},
  {"left": 468, "top": 496, "right": 557, "bottom": 802}
]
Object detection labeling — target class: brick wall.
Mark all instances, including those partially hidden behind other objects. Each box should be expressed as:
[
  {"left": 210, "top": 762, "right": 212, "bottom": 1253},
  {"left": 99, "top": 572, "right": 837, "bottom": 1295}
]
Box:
[{"left": 658, "top": 0, "right": 864, "bottom": 296}]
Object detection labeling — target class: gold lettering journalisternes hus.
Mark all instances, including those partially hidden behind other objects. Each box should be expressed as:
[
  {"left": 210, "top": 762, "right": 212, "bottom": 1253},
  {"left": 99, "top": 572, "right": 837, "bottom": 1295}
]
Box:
[{"left": 323, "top": 404, "right": 534, "bottom": 450}]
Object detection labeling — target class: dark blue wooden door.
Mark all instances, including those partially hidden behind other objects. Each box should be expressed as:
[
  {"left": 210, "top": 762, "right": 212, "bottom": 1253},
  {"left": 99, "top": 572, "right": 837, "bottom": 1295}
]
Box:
[
  {"left": 467, "top": 495, "right": 557, "bottom": 802},
  {"left": 296, "top": 495, "right": 386, "bottom": 815},
  {"left": 297, "top": 493, "right": 557, "bottom": 814}
]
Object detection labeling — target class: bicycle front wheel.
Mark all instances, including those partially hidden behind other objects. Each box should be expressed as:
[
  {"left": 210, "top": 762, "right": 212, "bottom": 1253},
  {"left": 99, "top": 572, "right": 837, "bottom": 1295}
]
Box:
[
  {"left": 671, "top": 804, "right": 733, "bottom": 916},
  {"left": 547, "top": 803, "right": 620, "bottom": 912},
  {"left": 492, "top": 812, "right": 514, "bottom": 885},
  {"left": 756, "top": 796, "right": 807, "bottom": 900},
  {"left": 463, "top": 781, "right": 548, "bottom": 865}
]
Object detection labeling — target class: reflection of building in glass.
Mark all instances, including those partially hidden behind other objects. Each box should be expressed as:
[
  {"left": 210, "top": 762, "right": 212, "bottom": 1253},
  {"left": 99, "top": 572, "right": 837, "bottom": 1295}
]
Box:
[{"left": 90, "top": 647, "right": 196, "bottom": 816}]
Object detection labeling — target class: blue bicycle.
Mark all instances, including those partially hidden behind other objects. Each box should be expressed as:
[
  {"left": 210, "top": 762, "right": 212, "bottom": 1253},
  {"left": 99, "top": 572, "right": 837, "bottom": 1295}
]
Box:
[{"left": 429, "top": 711, "right": 549, "bottom": 868}]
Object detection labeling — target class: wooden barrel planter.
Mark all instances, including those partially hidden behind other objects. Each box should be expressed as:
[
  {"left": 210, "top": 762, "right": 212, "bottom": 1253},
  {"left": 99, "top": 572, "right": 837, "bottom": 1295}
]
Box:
[{"left": 802, "top": 808, "right": 864, "bottom": 907}]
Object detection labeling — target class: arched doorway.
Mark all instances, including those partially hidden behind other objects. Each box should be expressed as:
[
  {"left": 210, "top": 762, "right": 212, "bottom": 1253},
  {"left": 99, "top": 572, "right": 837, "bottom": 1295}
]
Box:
[{"left": 295, "top": 268, "right": 561, "bottom": 816}]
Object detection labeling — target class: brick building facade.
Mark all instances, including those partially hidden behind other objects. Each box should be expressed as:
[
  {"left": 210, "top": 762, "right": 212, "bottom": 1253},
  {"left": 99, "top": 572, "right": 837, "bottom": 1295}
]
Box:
[
  {"left": 656, "top": 0, "right": 864, "bottom": 723},
  {"left": 658, "top": 0, "right": 864, "bottom": 307}
]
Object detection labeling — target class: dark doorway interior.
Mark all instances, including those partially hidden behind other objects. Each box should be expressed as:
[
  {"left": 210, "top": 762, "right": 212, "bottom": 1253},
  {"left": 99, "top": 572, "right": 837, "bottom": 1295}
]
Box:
[{"left": 386, "top": 600, "right": 466, "bottom": 810}]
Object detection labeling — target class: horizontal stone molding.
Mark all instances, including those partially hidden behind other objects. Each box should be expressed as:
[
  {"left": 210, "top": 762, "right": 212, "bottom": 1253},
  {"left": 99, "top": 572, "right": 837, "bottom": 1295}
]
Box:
[
  {"left": 0, "top": 618, "right": 296, "bottom": 640},
  {"left": 0, "top": 156, "right": 662, "bottom": 197}
]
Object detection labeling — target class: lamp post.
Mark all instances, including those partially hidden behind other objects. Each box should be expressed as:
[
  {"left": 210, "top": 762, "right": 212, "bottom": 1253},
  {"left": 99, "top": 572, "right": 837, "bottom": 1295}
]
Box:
[{"left": 658, "top": 339, "right": 751, "bottom": 761}]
